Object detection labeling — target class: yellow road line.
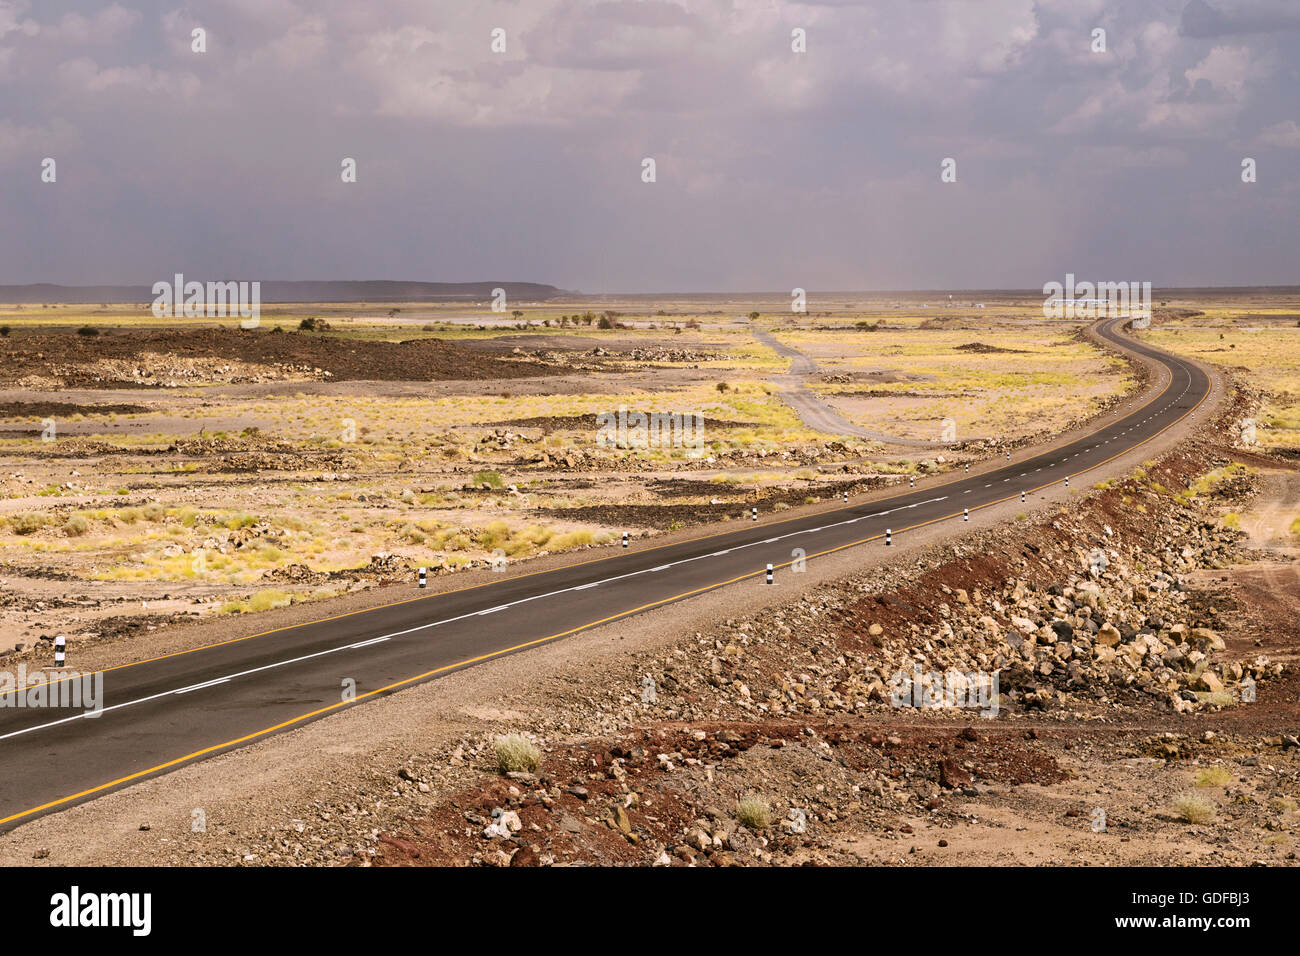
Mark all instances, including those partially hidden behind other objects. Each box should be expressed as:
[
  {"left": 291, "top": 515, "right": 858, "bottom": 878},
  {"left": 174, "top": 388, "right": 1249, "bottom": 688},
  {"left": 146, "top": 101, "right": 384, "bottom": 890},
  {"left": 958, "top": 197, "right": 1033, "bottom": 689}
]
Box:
[{"left": 0, "top": 569, "right": 766, "bottom": 826}]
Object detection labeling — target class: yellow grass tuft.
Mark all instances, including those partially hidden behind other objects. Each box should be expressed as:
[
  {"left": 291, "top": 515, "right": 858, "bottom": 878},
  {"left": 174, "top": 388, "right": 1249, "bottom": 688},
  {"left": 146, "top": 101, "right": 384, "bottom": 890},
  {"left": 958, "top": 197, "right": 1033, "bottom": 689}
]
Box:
[
  {"left": 736, "top": 795, "right": 771, "bottom": 830},
  {"left": 1194, "top": 766, "right": 1233, "bottom": 787},
  {"left": 494, "top": 734, "right": 541, "bottom": 774},
  {"left": 1172, "top": 792, "right": 1215, "bottom": 824}
]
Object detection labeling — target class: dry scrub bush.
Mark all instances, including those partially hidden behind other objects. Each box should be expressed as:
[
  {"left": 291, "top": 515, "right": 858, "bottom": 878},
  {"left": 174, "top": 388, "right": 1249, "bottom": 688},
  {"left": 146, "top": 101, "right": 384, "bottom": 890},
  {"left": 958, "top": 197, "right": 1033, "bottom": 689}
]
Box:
[
  {"left": 1195, "top": 767, "right": 1233, "bottom": 787},
  {"left": 736, "top": 795, "right": 771, "bottom": 830},
  {"left": 1172, "top": 793, "right": 1215, "bottom": 824},
  {"left": 494, "top": 734, "right": 541, "bottom": 774}
]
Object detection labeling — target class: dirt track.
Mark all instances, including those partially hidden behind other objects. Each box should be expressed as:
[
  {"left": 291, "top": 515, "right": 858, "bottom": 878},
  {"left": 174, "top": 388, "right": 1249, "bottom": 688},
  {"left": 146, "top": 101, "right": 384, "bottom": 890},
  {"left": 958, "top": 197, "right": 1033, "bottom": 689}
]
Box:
[{"left": 752, "top": 325, "right": 944, "bottom": 448}]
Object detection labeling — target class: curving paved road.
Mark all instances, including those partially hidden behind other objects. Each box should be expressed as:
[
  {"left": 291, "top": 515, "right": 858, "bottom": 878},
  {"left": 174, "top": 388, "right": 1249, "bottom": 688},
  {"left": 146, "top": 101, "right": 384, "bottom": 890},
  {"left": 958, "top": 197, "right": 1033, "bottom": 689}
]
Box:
[{"left": 0, "top": 318, "right": 1212, "bottom": 831}]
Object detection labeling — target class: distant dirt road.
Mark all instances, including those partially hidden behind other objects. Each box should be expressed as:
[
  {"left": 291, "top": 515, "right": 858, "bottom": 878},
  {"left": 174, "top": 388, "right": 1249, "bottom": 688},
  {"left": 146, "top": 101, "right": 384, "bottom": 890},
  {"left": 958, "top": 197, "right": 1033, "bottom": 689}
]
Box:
[{"left": 750, "top": 326, "right": 943, "bottom": 447}]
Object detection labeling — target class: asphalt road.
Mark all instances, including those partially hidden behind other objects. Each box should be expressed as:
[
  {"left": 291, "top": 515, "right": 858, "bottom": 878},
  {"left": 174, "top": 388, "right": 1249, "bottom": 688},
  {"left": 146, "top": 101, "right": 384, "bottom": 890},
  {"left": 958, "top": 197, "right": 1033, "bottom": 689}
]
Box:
[{"left": 0, "top": 317, "right": 1212, "bottom": 830}]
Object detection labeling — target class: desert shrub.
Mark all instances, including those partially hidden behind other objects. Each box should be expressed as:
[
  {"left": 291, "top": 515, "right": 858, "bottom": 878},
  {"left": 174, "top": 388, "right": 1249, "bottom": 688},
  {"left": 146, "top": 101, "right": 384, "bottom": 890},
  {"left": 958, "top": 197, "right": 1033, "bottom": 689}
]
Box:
[
  {"left": 256, "top": 544, "right": 284, "bottom": 562},
  {"left": 1172, "top": 793, "right": 1215, "bottom": 824},
  {"left": 472, "top": 470, "right": 504, "bottom": 489},
  {"left": 219, "top": 589, "right": 295, "bottom": 615},
  {"left": 1195, "top": 766, "right": 1233, "bottom": 787},
  {"left": 62, "top": 515, "right": 90, "bottom": 537},
  {"left": 0, "top": 326, "right": 9, "bottom": 337},
  {"left": 736, "top": 795, "right": 771, "bottom": 830},
  {"left": 597, "top": 316, "right": 613, "bottom": 329},
  {"left": 76, "top": 325, "right": 99, "bottom": 337},
  {"left": 476, "top": 520, "right": 510, "bottom": 550},
  {"left": 494, "top": 734, "right": 541, "bottom": 774},
  {"left": 1200, "top": 690, "right": 1235, "bottom": 708},
  {"left": 547, "top": 529, "right": 594, "bottom": 550},
  {"left": 11, "top": 512, "right": 48, "bottom": 535}
]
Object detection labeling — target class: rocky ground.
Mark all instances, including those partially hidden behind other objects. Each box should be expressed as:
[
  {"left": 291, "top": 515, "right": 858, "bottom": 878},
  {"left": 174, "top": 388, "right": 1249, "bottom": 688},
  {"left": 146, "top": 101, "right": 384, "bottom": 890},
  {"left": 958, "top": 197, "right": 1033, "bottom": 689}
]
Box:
[
  {"left": 127, "top": 392, "right": 1294, "bottom": 867},
  {"left": 0, "top": 327, "right": 561, "bottom": 388}
]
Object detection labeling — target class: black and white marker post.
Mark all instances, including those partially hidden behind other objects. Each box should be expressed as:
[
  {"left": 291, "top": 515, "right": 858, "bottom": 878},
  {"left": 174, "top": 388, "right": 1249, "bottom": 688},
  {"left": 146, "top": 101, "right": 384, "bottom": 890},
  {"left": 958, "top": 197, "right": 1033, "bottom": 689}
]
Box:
[
  {"left": 885, "top": 528, "right": 892, "bottom": 547},
  {"left": 418, "top": 567, "right": 426, "bottom": 589},
  {"left": 964, "top": 507, "right": 969, "bottom": 522},
  {"left": 54, "top": 634, "right": 66, "bottom": 667},
  {"left": 751, "top": 506, "right": 757, "bottom": 521},
  {"left": 622, "top": 531, "right": 629, "bottom": 548},
  {"left": 765, "top": 563, "right": 774, "bottom": 585}
]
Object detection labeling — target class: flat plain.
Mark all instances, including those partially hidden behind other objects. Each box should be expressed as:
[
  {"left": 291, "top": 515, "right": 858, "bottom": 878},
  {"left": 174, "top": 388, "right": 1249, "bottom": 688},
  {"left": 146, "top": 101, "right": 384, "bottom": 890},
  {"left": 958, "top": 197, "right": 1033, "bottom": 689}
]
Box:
[
  {"left": 1, "top": 290, "right": 1298, "bottom": 868},
  {"left": 0, "top": 293, "right": 1146, "bottom": 650}
]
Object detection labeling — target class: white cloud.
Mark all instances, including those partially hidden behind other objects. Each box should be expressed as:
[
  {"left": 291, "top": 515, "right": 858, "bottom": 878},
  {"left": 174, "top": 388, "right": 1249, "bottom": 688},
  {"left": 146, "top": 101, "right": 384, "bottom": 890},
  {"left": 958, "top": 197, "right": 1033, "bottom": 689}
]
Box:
[
  {"left": 1184, "top": 44, "right": 1263, "bottom": 98},
  {"left": 57, "top": 56, "right": 199, "bottom": 97},
  {"left": 0, "top": 0, "right": 37, "bottom": 39}
]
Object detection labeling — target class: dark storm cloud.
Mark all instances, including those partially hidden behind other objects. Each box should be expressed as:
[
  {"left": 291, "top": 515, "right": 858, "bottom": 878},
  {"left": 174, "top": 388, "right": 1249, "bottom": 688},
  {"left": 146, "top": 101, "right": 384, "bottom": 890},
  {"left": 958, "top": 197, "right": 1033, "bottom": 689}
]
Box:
[{"left": 0, "top": 0, "right": 1296, "bottom": 292}]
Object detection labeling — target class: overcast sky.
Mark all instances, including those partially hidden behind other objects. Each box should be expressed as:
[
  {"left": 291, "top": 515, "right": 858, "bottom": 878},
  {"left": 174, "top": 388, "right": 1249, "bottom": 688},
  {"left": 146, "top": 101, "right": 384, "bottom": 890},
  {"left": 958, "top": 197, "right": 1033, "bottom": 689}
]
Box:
[{"left": 1, "top": 0, "right": 1297, "bottom": 293}]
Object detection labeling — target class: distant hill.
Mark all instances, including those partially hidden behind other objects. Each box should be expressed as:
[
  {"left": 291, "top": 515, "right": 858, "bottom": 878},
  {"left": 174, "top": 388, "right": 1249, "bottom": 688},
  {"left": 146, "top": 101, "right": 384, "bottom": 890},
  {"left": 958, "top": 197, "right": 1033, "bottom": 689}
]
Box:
[{"left": 0, "top": 281, "right": 566, "bottom": 304}]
